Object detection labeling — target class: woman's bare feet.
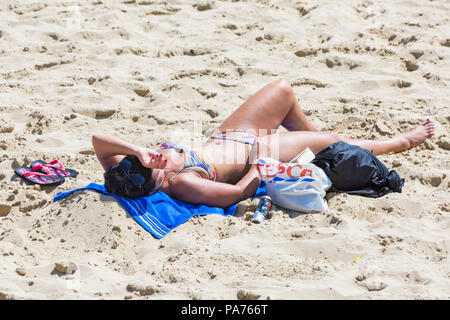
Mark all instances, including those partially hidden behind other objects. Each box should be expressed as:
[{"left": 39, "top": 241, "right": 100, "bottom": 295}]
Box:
[{"left": 400, "top": 119, "right": 435, "bottom": 150}]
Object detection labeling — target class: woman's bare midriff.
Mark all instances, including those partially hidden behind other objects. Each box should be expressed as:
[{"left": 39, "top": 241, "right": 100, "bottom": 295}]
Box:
[{"left": 196, "top": 140, "right": 253, "bottom": 184}]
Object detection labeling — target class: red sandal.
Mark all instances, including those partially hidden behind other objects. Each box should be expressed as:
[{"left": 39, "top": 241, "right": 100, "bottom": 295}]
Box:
[
  {"left": 30, "top": 160, "right": 78, "bottom": 178},
  {"left": 14, "top": 165, "right": 65, "bottom": 185}
]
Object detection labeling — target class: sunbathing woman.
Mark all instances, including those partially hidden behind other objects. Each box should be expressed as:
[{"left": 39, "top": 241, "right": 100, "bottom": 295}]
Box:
[{"left": 92, "top": 79, "right": 434, "bottom": 207}]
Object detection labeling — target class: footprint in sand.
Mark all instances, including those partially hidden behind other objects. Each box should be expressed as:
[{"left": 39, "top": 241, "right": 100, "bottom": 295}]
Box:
[
  {"left": 71, "top": 106, "right": 116, "bottom": 120},
  {"left": 19, "top": 199, "right": 48, "bottom": 214},
  {"left": 398, "top": 35, "right": 418, "bottom": 46},
  {"left": 437, "top": 136, "right": 450, "bottom": 150},
  {"left": 294, "top": 49, "right": 317, "bottom": 58},
  {"left": 440, "top": 39, "right": 450, "bottom": 47},
  {"left": 0, "top": 119, "right": 14, "bottom": 133},
  {"left": 404, "top": 60, "right": 419, "bottom": 72},
  {"left": 203, "top": 109, "right": 218, "bottom": 119},
  {"left": 146, "top": 7, "right": 181, "bottom": 15},
  {"left": 413, "top": 170, "right": 445, "bottom": 188},
  {"left": 224, "top": 23, "right": 238, "bottom": 31},
  {"left": 194, "top": 87, "right": 217, "bottom": 99},
  {"left": 126, "top": 282, "right": 158, "bottom": 296},
  {"left": 409, "top": 49, "right": 424, "bottom": 60},
  {"left": 195, "top": 1, "right": 215, "bottom": 12},
  {"left": 171, "top": 69, "right": 229, "bottom": 80},
  {"left": 325, "top": 58, "right": 341, "bottom": 68},
  {"left": 115, "top": 46, "right": 148, "bottom": 56},
  {"left": 296, "top": 3, "right": 317, "bottom": 17},
  {"left": 324, "top": 57, "right": 361, "bottom": 70},
  {"left": 158, "top": 48, "right": 212, "bottom": 57},
  {"left": 34, "top": 59, "right": 72, "bottom": 71},
  {"left": 395, "top": 80, "right": 412, "bottom": 88},
  {"left": 422, "top": 72, "right": 445, "bottom": 87},
  {"left": 355, "top": 265, "right": 388, "bottom": 292},
  {"left": 95, "top": 108, "right": 117, "bottom": 119},
  {"left": 237, "top": 289, "right": 261, "bottom": 300},
  {"left": 134, "top": 87, "right": 150, "bottom": 97},
  {"left": 291, "top": 78, "right": 328, "bottom": 89},
  {"left": 0, "top": 204, "right": 12, "bottom": 217},
  {"left": 406, "top": 271, "right": 432, "bottom": 285}
]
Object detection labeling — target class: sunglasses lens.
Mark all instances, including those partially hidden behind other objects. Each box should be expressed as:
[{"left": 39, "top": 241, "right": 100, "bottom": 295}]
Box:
[
  {"left": 129, "top": 173, "right": 145, "bottom": 186},
  {"left": 117, "top": 158, "right": 146, "bottom": 188},
  {"left": 119, "top": 158, "right": 132, "bottom": 172}
]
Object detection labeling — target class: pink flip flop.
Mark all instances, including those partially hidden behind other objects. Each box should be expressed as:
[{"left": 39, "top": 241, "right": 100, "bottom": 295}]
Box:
[
  {"left": 14, "top": 165, "right": 65, "bottom": 185},
  {"left": 30, "top": 160, "right": 78, "bottom": 178}
]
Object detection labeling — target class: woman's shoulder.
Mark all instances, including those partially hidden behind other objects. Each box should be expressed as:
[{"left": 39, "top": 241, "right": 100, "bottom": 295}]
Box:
[
  {"left": 161, "top": 170, "right": 203, "bottom": 195},
  {"left": 164, "top": 171, "right": 194, "bottom": 197}
]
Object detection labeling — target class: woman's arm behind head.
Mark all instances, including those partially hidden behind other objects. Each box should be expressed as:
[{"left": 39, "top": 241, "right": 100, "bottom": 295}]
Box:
[{"left": 92, "top": 133, "right": 140, "bottom": 171}]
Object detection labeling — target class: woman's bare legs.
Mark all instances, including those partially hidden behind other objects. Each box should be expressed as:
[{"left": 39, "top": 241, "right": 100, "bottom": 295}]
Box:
[
  {"left": 218, "top": 79, "right": 318, "bottom": 135},
  {"left": 261, "top": 119, "right": 435, "bottom": 162},
  {"left": 337, "top": 119, "right": 435, "bottom": 155},
  {"left": 216, "top": 79, "right": 435, "bottom": 160}
]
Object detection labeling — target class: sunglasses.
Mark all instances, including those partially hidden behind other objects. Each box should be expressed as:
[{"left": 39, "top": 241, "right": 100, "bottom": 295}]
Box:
[{"left": 117, "top": 158, "right": 146, "bottom": 188}]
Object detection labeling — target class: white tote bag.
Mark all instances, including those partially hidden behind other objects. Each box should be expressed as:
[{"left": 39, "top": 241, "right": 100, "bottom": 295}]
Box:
[{"left": 256, "top": 156, "right": 332, "bottom": 213}]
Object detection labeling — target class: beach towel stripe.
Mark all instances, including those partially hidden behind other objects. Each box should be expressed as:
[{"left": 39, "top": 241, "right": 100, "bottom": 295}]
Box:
[
  {"left": 117, "top": 198, "right": 169, "bottom": 238},
  {"left": 131, "top": 199, "right": 170, "bottom": 234}
]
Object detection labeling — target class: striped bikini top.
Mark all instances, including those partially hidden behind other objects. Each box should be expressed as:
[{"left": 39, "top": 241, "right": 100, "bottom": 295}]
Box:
[{"left": 154, "top": 142, "right": 216, "bottom": 181}]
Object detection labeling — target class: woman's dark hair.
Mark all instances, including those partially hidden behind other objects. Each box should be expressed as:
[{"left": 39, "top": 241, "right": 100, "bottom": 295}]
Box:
[{"left": 104, "top": 155, "right": 156, "bottom": 198}]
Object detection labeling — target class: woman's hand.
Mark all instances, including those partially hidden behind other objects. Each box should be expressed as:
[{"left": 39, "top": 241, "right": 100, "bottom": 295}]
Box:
[{"left": 135, "top": 147, "right": 167, "bottom": 169}]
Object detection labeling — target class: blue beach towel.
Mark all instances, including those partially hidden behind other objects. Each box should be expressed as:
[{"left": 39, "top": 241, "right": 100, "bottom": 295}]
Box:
[{"left": 54, "top": 182, "right": 267, "bottom": 239}]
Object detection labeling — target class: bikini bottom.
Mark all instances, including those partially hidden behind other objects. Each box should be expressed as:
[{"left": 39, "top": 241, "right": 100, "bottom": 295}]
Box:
[{"left": 207, "top": 131, "right": 257, "bottom": 146}]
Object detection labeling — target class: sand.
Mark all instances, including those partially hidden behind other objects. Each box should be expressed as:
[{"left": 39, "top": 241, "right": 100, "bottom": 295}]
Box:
[{"left": 0, "top": 0, "right": 449, "bottom": 300}]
